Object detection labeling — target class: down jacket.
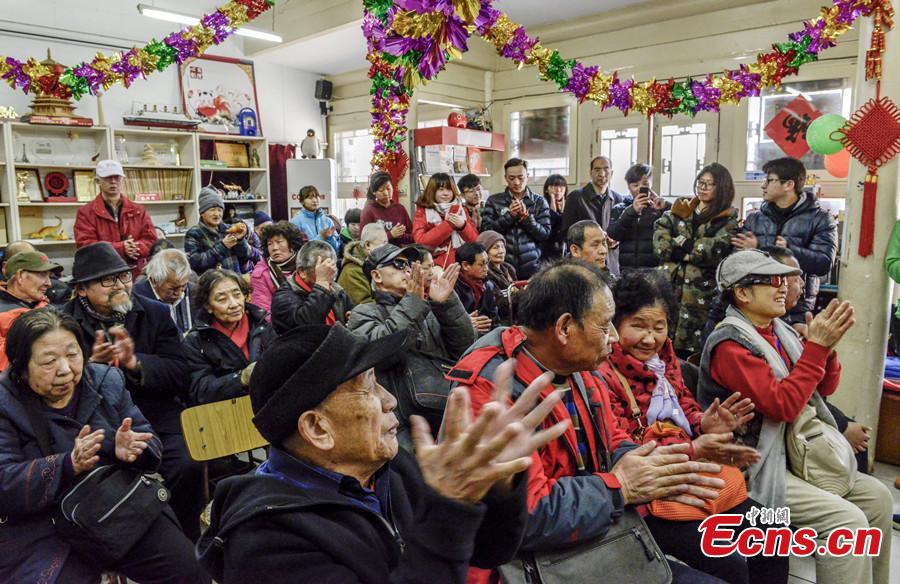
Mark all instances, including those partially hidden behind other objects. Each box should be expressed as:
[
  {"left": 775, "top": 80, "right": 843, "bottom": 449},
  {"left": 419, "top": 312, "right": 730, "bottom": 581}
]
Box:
[
  {"left": 337, "top": 241, "right": 374, "bottom": 306},
  {"left": 608, "top": 197, "right": 671, "bottom": 271},
  {"left": 183, "top": 304, "right": 277, "bottom": 405},
  {"left": 0, "top": 364, "right": 163, "bottom": 584},
  {"left": 270, "top": 277, "right": 354, "bottom": 334},
  {"left": 742, "top": 193, "right": 837, "bottom": 320},
  {"left": 481, "top": 189, "right": 551, "bottom": 279}
]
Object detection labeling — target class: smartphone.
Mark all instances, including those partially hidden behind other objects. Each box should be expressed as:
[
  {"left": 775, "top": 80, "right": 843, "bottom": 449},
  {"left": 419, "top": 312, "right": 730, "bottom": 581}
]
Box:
[
  {"left": 638, "top": 186, "right": 650, "bottom": 197},
  {"left": 449, "top": 203, "right": 462, "bottom": 215}
]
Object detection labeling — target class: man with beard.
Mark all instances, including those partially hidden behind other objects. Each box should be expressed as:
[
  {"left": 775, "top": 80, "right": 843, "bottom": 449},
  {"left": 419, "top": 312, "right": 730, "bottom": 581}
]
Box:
[{"left": 63, "top": 242, "right": 204, "bottom": 540}]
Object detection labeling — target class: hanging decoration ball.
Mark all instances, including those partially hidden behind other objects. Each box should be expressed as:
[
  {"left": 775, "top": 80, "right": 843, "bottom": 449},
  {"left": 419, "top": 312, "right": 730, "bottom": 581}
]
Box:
[
  {"left": 824, "top": 148, "right": 851, "bottom": 178},
  {"left": 447, "top": 111, "right": 468, "bottom": 128},
  {"left": 807, "top": 113, "right": 848, "bottom": 155}
]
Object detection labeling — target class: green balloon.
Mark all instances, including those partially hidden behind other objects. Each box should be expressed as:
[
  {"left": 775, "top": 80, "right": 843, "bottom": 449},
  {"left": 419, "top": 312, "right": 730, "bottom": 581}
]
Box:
[{"left": 806, "top": 114, "right": 846, "bottom": 155}]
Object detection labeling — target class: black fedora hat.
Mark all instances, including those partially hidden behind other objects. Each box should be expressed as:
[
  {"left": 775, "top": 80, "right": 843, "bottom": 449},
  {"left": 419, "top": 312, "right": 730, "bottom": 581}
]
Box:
[
  {"left": 250, "top": 323, "right": 408, "bottom": 445},
  {"left": 71, "top": 242, "right": 131, "bottom": 284}
]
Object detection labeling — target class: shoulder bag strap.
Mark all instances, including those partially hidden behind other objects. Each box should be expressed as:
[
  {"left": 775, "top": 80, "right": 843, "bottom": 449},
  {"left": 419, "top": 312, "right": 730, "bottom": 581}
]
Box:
[
  {"left": 572, "top": 373, "right": 612, "bottom": 472},
  {"left": 610, "top": 366, "right": 645, "bottom": 440}
]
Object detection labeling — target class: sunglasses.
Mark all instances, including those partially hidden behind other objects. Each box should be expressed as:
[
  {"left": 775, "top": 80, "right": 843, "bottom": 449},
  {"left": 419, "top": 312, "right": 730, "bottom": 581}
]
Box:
[
  {"left": 379, "top": 258, "right": 411, "bottom": 271},
  {"left": 737, "top": 274, "right": 788, "bottom": 288}
]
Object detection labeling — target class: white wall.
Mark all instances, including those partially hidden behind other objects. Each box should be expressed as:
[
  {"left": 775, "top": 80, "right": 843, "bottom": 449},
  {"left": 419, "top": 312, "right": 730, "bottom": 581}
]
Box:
[{"left": 0, "top": 32, "right": 323, "bottom": 144}]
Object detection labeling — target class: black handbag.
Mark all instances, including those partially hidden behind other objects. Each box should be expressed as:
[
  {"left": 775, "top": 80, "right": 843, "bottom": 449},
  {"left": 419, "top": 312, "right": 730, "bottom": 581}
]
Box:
[
  {"left": 17, "top": 387, "right": 169, "bottom": 565},
  {"left": 498, "top": 373, "right": 671, "bottom": 584}
]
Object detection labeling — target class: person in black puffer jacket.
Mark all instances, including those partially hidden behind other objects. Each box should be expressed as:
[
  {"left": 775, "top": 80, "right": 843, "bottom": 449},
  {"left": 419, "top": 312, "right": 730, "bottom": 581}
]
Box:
[
  {"left": 184, "top": 269, "right": 277, "bottom": 405},
  {"left": 481, "top": 158, "right": 551, "bottom": 279},
  {"left": 608, "top": 163, "right": 670, "bottom": 273},
  {"left": 732, "top": 157, "right": 837, "bottom": 323}
]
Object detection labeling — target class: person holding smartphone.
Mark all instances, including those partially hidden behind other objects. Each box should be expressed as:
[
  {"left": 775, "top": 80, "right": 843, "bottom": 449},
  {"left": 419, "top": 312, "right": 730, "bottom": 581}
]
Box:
[
  {"left": 608, "top": 164, "right": 670, "bottom": 274},
  {"left": 412, "top": 173, "right": 478, "bottom": 268}
]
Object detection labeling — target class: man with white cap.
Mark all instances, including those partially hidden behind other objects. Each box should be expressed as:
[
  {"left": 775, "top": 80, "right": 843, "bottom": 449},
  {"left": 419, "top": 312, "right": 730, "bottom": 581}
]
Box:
[
  {"left": 698, "top": 249, "right": 892, "bottom": 584},
  {"left": 73, "top": 159, "right": 157, "bottom": 278}
]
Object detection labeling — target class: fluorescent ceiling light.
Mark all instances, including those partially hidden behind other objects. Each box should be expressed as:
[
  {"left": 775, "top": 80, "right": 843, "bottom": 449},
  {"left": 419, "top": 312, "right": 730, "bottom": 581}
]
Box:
[
  {"left": 418, "top": 99, "right": 465, "bottom": 109},
  {"left": 137, "top": 4, "right": 282, "bottom": 42}
]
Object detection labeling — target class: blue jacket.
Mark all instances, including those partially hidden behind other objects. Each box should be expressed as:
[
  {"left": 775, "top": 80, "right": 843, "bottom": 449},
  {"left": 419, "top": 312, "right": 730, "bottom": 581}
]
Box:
[
  {"left": 0, "top": 364, "right": 162, "bottom": 584},
  {"left": 291, "top": 208, "right": 341, "bottom": 252}
]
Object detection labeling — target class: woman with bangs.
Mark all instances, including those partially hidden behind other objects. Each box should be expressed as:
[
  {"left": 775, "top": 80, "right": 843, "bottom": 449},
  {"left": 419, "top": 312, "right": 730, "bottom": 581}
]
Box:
[{"left": 412, "top": 172, "right": 479, "bottom": 268}]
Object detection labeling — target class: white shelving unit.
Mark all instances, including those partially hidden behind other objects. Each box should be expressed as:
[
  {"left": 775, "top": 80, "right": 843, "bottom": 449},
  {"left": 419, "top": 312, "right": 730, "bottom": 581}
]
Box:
[{"left": 0, "top": 122, "right": 271, "bottom": 271}]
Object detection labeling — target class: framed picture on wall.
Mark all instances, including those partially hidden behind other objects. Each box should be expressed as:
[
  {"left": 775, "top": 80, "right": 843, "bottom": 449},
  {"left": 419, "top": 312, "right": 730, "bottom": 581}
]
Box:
[
  {"left": 179, "top": 55, "right": 262, "bottom": 135},
  {"left": 213, "top": 142, "right": 250, "bottom": 168}
]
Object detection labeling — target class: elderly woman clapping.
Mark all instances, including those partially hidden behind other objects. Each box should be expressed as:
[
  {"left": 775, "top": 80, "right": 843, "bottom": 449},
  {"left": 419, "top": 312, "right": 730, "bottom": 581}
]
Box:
[{"left": 0, "top": 308, "right": 204, "bottom": 583}]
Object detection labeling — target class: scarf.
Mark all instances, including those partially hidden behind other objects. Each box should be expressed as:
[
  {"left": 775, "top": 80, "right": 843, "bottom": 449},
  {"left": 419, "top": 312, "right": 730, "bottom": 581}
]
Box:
[
  {"left": 460, "top": 274, "right": 485, "bottom": 308},
  {"left": 211, "top": 312, "right": 251, "bottom": 360},
  {"left": 425, "top": 200, "right": 465, "bottom": 255},
  {"left": 267, "top": 252, "right": 298, "bottom": 288},
  {"left": 293, "top": 273, "right": 337, "bottom": 325},
  {"left": 78, "top": 295, "right": 127, "bottom": 325},
  {"left": 645, "top": 355, "right": 694, "bottom": 437}
]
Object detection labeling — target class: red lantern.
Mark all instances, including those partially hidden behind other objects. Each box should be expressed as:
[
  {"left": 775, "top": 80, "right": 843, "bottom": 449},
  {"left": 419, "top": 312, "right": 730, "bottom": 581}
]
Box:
[{"left": 447, "top": 112, "right": 468, "bottom": 128}]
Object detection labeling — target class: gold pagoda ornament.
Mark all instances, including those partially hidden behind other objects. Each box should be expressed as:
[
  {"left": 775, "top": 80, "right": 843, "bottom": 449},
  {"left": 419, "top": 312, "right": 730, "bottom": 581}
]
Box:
[{"left": 21, "top": 50, "right": 93, "bottom": 127}]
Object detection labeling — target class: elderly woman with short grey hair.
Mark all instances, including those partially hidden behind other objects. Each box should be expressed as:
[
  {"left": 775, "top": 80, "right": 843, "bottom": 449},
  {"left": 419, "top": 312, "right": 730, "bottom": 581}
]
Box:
[
  {"left": 134, "top": 248, "right": 195, "bottom": 334},
  {"left": 270, "top": 240, "right": 354, "bottom": 334}
]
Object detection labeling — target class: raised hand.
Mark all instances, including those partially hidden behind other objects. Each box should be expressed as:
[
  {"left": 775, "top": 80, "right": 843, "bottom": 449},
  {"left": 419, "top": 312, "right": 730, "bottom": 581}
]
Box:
[
  {"left": 390, "top": 224, "right": 407, "bottom": 238},
  {"left": 611, "top": 441, "right": 725, "bottom": 507},
  {"left": 406, "top": 263, "right": 426, "bottom": 300},
  {"left": 314, "top": 255, "right": 338, "bottom": 289},
  {"left": 71, "top": 425, "right": 104, "bottom": 475},
  {"left": 428, "top": 263, "right": 460, "bottom": 303},
  {"left": 114, "top": 418, "right": 154, "bottom": 464},
  {"left": 109, "top": 326, "right": 138, "bottom": 371},
  {"left": 90, "top": 330, "right": 116, "bottom": 365},
  {"left": 692, "top": 432, "right": 760, "bottom": 469},
  {"left": 806, "top": 299, "right": 855, "bottom": 348},
  {"left": 700, "top": 392, "right": 755, "bottom": 435}
]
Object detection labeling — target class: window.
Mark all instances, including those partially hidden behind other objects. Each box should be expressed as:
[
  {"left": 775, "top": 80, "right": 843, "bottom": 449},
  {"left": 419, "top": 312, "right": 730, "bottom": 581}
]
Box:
[
  {"left": 746, "top": 78, "right": 852, "bottom": 173},
  {"left": 334, "top": 129, "right": 374, "bottom": 183},
  {"left": 599, "top": 127, "right": 639, "bottom": 194},
  {"left": 417, "top": 119, "right": 446, "bottom": 129},
  {"left": 509, "top": 105, "right": 570, "bottom": 178},
  {"left": 659, "top": 123, "right": 708, "bottom": 198}
]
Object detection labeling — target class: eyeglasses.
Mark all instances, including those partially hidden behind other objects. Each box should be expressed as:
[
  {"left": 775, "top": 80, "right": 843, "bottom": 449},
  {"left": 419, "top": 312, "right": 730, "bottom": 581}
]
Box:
[
  {"left": 98, "top": 271, "right": 133, "bottom": 287},
  {"left": 763, "top": 178, "right": 787, "bottom": 186},
  {"left": 697, "top": 181, "right": 716, "bottom": 190},
  {"left": 380, "top": 258, "right": 411, "bottom": 271},
  {"left": 738, "top": 275, "right": 788, "bottom": 288}
]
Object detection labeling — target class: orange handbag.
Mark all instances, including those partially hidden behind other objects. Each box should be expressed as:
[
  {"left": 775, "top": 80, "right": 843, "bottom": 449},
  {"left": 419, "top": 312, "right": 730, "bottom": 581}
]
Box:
[{"left": 611, "top": 367, "right": 748, "bottom": 521}]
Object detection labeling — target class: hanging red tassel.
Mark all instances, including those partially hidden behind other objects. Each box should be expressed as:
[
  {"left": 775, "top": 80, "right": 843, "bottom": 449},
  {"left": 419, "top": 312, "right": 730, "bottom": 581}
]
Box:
[{"left": 858, "top": 169, "right": 878, "bottom": 257}]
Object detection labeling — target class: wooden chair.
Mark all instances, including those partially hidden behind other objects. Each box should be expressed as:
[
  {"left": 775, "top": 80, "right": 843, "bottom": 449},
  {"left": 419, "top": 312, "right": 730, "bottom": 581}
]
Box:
[{"left": 180, "top": 396, "right": 269, "bottom": 503}]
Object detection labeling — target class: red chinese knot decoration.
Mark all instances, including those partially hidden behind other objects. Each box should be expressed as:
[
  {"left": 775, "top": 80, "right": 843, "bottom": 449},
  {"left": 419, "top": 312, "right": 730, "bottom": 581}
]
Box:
[{"left": 840, "top": 96, "right": 900, "bottom": 256}]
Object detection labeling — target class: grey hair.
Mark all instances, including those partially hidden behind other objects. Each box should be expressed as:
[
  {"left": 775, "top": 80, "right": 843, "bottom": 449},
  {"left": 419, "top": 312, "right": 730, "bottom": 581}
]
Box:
[
  {"left": 360, "top": 222, "right": 387, "bottom": 244},
  {"left": 297, "top": 240, "right": 336, "bottom": 270},
  {"left": 145, "top": 248, "right": 192, "bottom": 285}
]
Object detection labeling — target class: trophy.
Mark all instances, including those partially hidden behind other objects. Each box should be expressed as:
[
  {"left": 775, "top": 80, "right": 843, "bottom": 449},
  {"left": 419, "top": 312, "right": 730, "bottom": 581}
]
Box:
[{"left": 16, "top": 171, "right": 31, "bottom": 202}]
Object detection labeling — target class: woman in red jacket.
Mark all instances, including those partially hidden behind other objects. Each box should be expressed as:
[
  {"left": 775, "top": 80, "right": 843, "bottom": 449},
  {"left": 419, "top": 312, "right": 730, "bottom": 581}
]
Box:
[{"left": 412, "top": 173, "right": 478, "bottom": 269}]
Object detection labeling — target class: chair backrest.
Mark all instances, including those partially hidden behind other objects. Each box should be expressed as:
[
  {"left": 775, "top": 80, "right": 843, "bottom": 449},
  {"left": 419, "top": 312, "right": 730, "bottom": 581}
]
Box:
[{"left": 180, "top": 396, "right": 269, "bottom": 461}]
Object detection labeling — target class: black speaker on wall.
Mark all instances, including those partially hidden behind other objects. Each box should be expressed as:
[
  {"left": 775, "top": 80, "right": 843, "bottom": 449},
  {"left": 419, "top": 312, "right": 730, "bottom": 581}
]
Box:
[{"left": 315, "top": 79, "right": 333, "bottom": 101}]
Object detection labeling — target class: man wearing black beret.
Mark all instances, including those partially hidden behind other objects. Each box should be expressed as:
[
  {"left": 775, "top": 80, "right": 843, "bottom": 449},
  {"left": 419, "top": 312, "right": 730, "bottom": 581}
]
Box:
[{"left": 197, "top": 323, "right": 568, "bottom": 583}]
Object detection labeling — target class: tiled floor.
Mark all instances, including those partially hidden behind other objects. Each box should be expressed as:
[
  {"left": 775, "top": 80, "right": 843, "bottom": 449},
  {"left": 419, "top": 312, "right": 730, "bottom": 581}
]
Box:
[{"left": 787, "top": 461, "right": 900, "bottom": 583}]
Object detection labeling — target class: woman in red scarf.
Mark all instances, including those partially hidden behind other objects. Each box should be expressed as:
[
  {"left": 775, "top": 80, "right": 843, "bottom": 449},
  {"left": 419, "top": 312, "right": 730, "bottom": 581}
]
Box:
[
  {"left": 183, "top": 269, "right": 276, "bottom": 405},
  {"left": 412, "top": 172, "right": 478, "bottom": 269}
]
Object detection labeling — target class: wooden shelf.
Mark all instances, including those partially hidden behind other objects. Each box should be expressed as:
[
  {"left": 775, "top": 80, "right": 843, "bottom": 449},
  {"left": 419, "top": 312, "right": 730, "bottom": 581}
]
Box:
[
  {"left": 123, "top": 165, "right": 194, "bottom": 171},
  {"left": 200, "top": 167, "right": 267, "bottom": 173},
  {"left": 132, "top": 200, "right": 195, "bottom": 205},
  {"left": 17, "top": 202, "right": 85, "bottom": 207},
  {"left": 114, "top": 128, "right": 197, "bottom": 138},
  {"left": 14, "top": 163, "right": 96, "bottom": 170},
  {"left": 27, "top": 239, "right": 75, "bottom": 246},
  {"left": 198, "top": 133, "right": 266, "bottom": 142},
  {"left": 0, "top": 203, "right": 9, "bottom": 207}
]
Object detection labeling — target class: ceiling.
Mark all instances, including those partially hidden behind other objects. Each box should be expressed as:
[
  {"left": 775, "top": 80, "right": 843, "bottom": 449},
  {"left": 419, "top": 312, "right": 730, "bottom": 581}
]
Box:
[{"left": 2, "top": 0, "right": 654, "bottom": 76}]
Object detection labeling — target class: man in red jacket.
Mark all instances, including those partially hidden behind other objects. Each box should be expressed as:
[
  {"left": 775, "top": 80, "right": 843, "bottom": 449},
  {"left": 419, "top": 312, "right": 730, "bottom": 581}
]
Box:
[
  {"left": 447, "top": 259, "right": 726, "bottom": 583},
  {"left": 74, "top": 160, "right": 157, "bottom": 277}
]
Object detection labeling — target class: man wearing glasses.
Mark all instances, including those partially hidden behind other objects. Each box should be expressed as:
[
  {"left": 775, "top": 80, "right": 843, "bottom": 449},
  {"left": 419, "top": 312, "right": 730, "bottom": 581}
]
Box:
[
  {"left": 134, "top": 248, "right": 194, "bottom": 335},
  {"left": 731, "top": 157, "right": 837, "bottom": 327},
  {"left": 348, "top": 244, "right": 475, "bottom": 444},
  {"left": 74, "top": 160, "right": 158, "bottom": 279},
  {"left": 562, "top": 156, "right": 625, "bottom": 275},
  {"left": 63, "top": 241, "right": 204, "bottom": 543},
  {"left": 482, "top": 158, "right": 551, "bottom": 279}
]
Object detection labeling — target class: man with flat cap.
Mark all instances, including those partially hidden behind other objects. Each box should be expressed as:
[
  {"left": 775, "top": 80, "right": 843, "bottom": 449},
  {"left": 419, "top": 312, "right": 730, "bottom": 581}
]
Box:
[
  {"left": 348, "top": 244, "right": 475, "bottom": 434},
  {"left": 0, "top": 251, "right": 60, "bottom": 369},
  {"left": 62, "top": 242, "right": 205, "bottom": 541},
  {"left": 197, "top": 323, "right": 568, "bottom": 583}
]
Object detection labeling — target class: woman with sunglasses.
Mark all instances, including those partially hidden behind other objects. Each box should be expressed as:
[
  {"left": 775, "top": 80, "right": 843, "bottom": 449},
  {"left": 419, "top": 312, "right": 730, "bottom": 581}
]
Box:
[{"left": 653, "top": 163, "right": 739, "bottom": 359}]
